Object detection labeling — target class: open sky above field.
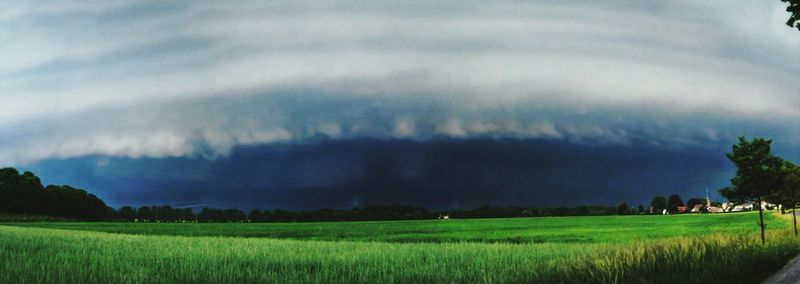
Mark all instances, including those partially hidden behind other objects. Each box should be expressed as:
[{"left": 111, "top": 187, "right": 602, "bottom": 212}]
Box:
[{"left": 2, "top": 1, "right": 799, "bottom": 209}]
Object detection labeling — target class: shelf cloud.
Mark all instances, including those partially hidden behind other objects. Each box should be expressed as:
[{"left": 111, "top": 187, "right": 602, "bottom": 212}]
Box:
[{"left": 1, "top": 1, "right": 799, "bottom": 165}]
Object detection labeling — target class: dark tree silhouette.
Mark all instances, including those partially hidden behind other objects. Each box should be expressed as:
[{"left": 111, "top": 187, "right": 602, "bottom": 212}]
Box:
[
  {"left": 770, "top": 161, "right": 800, "bottom": 236},
  {"left": 223, "top": 209, "right": 247, "bottom": 222},
  {"left": 616, "top": 203, "right": 629, "bottom": 215},
  {"left": 786, "top": 164, "right": 800, "bottom": 236},
  {"left": 720, "top": 137, "right": 785, "bottom": 244},
  {"left": 136, "top": 206, "right": 154, "bottom": 221},
  {"left": 667, "top": 194, "right": 684, "bottom": 213},
  {"left": 650, "top": 196, "right": 667, "bottom": 214},
  {"left": 783, "top": 0, "right": 800, "bottom": 31},
  {"left": 0, "top": 168, "right": 109, "bottom": 220},
  {"left": 117, "top": 206, "right": 136, "bottom": 221},
  {"left": 248, "top": 209, "right": 265, "bottom": 222},
  {"left": 0, "top": 168, "right": 45, "bottom": 215},
  {"left": 43, "top": 185, "right": 109, "bottom": 221}
]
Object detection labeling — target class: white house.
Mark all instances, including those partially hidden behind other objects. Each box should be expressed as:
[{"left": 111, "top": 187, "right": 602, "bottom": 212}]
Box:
[{"left": 731, "top": 203, "right": 754, "bottom": 212}]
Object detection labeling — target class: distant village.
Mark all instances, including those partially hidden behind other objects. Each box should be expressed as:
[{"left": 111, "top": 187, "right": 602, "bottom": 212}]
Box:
[
  {"left": 654, "top": 199, "right": 765, "bottom": 215},
  {"left": 649, "top": 190, "right": 771, "bottom": 215}
]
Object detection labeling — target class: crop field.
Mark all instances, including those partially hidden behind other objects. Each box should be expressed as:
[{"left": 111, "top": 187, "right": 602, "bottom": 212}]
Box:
[
  {"left": 5, "top": 211, "right": 783, "bottom": 243},
  {"left": 2, "top": 211, "right": 799, "bottom": 283}
]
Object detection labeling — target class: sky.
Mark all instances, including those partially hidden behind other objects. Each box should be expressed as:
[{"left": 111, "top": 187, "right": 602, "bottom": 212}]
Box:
[{"left": 1, "top": 1, "right": 799, "bottom": 209}]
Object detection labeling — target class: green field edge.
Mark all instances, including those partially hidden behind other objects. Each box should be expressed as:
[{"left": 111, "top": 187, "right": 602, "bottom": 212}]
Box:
[
  {"left": 2, "top": 211, "right": 785, "bottom": 245},
  {"left": 3, "top": 212, "right": 800, "bottom": 283}
]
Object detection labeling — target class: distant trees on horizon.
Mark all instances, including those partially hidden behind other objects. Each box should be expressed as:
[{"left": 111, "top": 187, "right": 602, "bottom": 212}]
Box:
[
  {"left": 650, "top": 196, "right": 668, "bottom": 213},
  {"left": 2, "top": 160, "right": 790, "bottom": 224},
  {"left": 113, "top": 200, "right": 736, "bottom": 223},
  {"left": 109, "top": 204, "right": 633, "bottom": 223},
  {"left": 0, "top": 167, "right": 678, "bottom": 222},
  {"left": 0, "top": 165, "right": 681, "bottom": 223}
]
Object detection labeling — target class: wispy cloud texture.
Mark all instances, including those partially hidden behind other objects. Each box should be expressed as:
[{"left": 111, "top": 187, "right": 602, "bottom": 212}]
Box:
[{"left": 1, "top": 1, "right": 799, "bottom": 164}]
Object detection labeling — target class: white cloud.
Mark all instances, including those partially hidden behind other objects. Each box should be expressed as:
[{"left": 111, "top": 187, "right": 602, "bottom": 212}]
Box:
[
  {"left": 317, "top": 123, "right": 342, "bottom": 137},
  {"left": 528, "top": 122, "right": 562, "bottom": 139},
  {"left": 236, "top": 128, "right": 293, "bottom": 145},
  {"left": 393, "top": 118, "right": 415, "bottom": 137},
  {"left": 436, "top": 119, "right": 467, "bottom": 137}
]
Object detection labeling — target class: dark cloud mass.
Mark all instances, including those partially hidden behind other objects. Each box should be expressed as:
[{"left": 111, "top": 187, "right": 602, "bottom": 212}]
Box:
[
  {"left": 2, "top": 1, "right": 799, "bottom": 209},
  {"left": 1, "top": 0, "right": 799, "bottom": 165},
  {"left": 26, "top": 139, "right": 733, "bottom": 210}
]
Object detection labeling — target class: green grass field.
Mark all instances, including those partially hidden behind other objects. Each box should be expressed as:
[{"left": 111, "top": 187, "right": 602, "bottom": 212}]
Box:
[
  {"left": 6, "top": 212, "right": 782, "bottom": 243},
  {"left": 2, "top": 211, "right": 799, "bottom": 283}
]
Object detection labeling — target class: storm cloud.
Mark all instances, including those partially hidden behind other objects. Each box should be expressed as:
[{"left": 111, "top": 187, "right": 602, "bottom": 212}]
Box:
[
  {"left": 1, "top": 1, "right": 799, "bottom": 164},
  {"left": 2, "top": 1, "right": 800, "bottom": 209},
  {"left": 25, "top": 139, "right": 734, "bottom": 210}
]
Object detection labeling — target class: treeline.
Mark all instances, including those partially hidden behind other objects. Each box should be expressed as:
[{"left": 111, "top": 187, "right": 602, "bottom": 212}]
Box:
[
  {"left": 0, "top": 168, "right": 110, "bottom": 221},
  {"left": 109, "top": 204, "right": 632, "bottom": 223},
  {"left": 451, "top": 205, "right": 622, "bottom": 218},
  {"left": 0, "top": 167, "right": 651, "bottom": 223},
  {"left": 112, "top": 204, "right": 434, "bottom": 222},
  {"left": 2, "top": 167, "right": 728, "bottom": 223},
  {"left": 0, "top": 166, "right": 646, "bottom": 222}
]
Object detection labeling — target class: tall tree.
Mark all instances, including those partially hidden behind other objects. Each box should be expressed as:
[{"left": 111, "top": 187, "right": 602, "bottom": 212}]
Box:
[
  {"left": 787, "top": 165, "right": 800, "bottom": 236},
  {"left": 720, "top": 137, "right": 785, "bottom": 244},
  {"left": 771, "top": 161, "right": 800, "bottom": 236},
  {"left": 783, "top": 0, "right": 800, "bottom": 31}
]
